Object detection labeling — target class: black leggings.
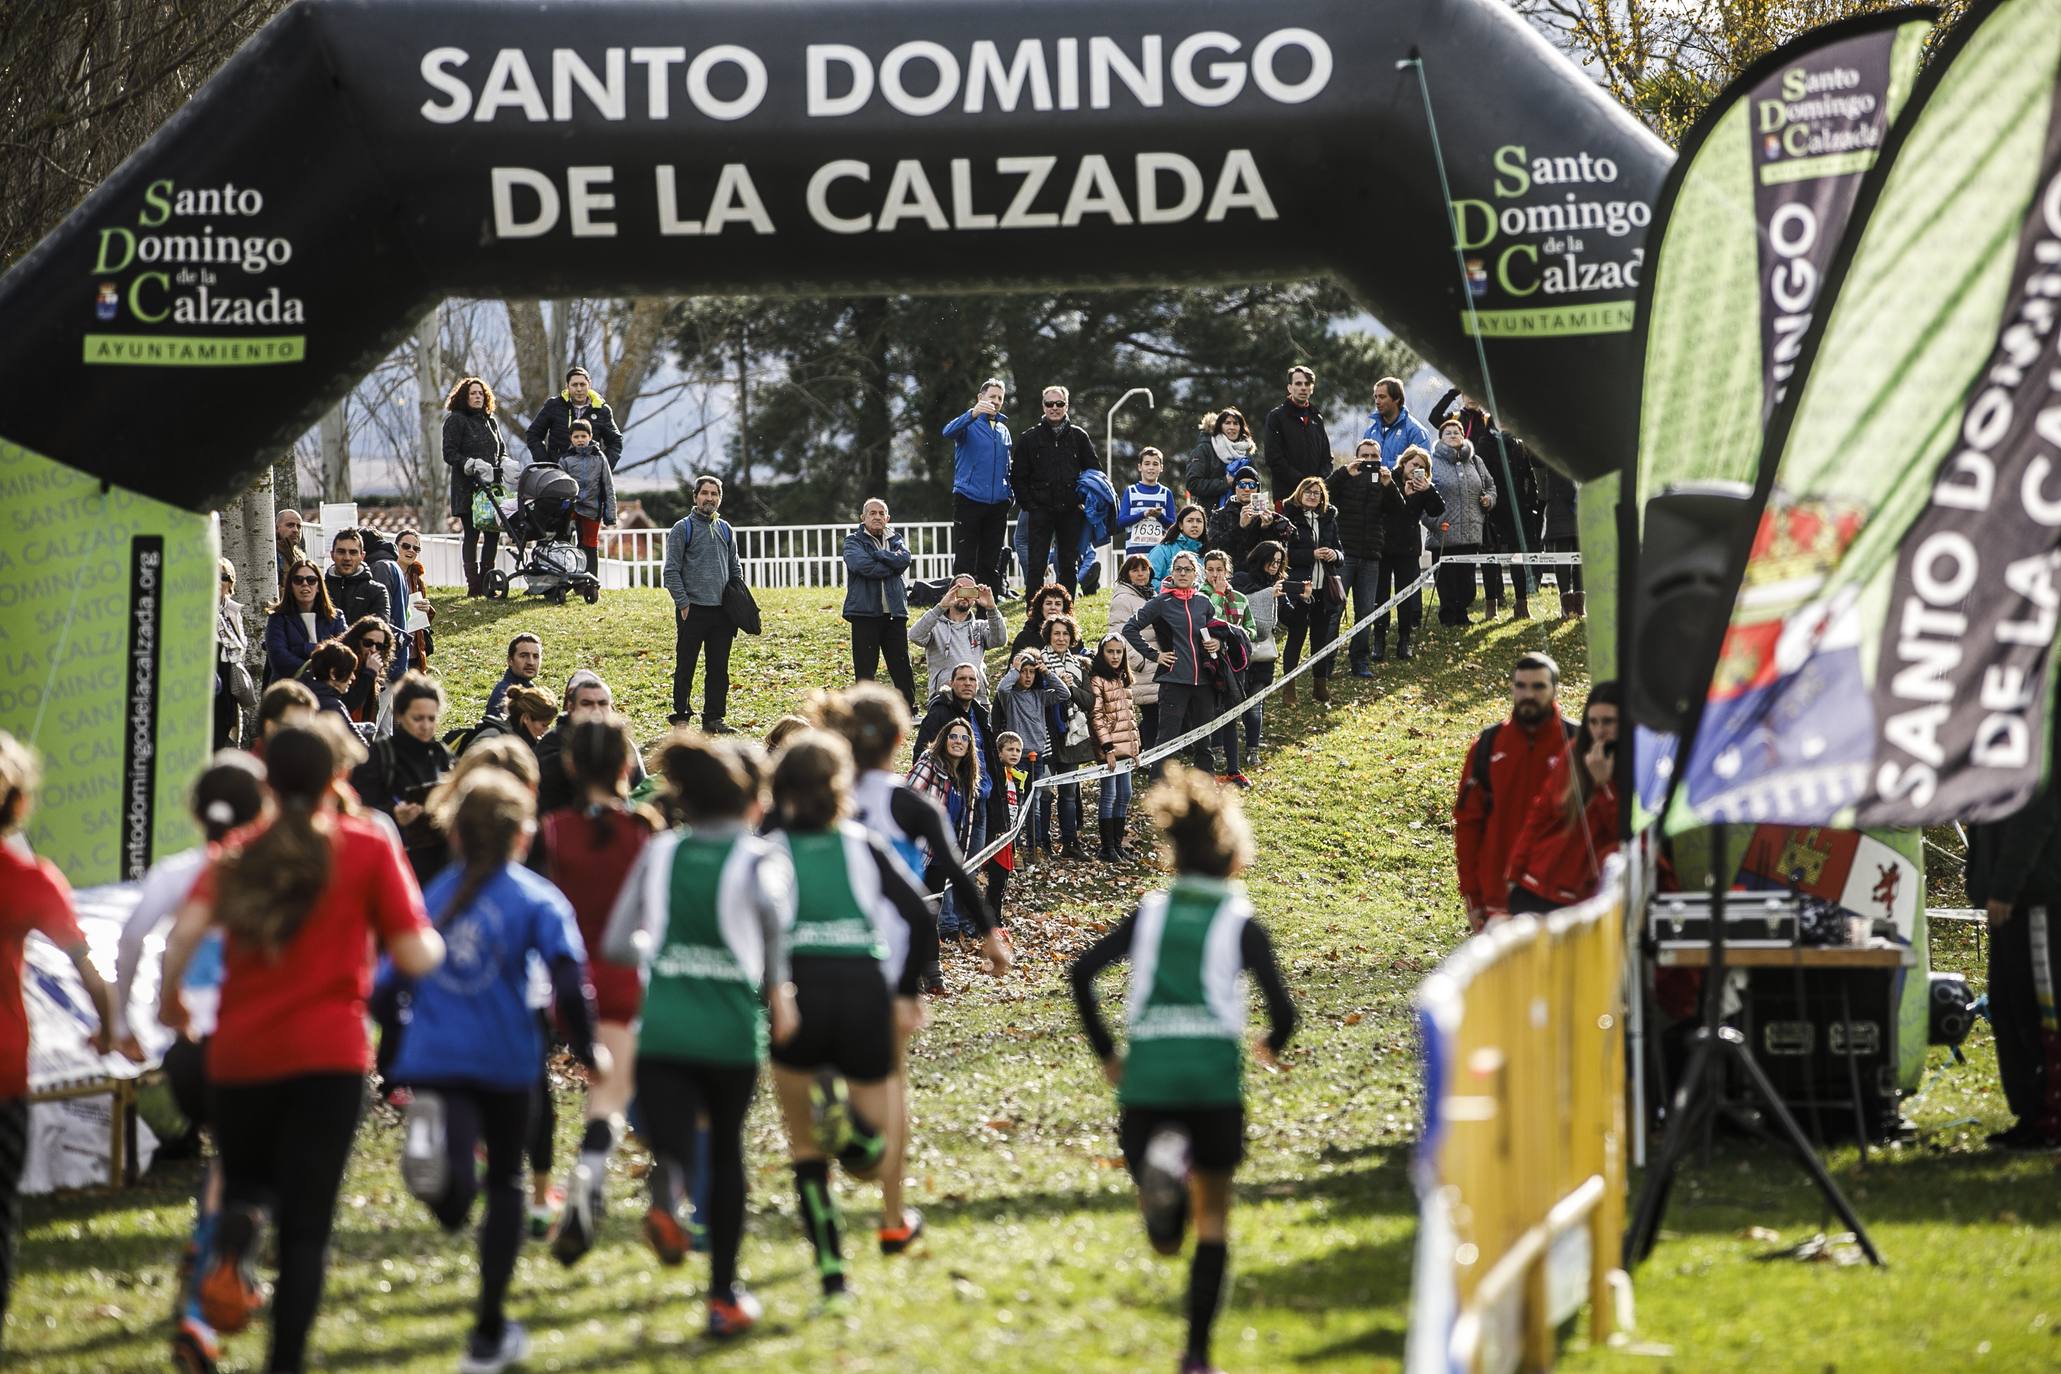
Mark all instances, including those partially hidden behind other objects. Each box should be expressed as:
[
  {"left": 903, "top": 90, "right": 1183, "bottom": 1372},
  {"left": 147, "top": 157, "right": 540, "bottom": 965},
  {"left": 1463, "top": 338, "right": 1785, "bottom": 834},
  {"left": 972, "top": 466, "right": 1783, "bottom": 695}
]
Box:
[
  {"left": 418, "top": 1083, "right": 532, "bottom": 1343},
  {"left": 638, "top": 1059, "right": 759, "bottom": 1294},
  {"left": 1281, "top": 604, "right": 1340, "bottom": 680},
  {"left": 0, "top": 1098, "right": 25, "bottom": 1334},
  {"left": 528, "top": 1012, "right": 555, "bottom": 1178},
  {"left": 210, "top": 1073, "right": 363, "bottom": 1373}
]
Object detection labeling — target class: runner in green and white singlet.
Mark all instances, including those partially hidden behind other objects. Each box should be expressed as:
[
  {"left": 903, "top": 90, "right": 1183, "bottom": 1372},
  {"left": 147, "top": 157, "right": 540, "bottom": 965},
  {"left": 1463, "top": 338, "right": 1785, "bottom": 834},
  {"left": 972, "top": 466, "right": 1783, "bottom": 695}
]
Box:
[
  {"left": 1071, "top": 768, "right": 1296, "bottom": 1374},
  {"left": 763, "top": 730, "right": 937, "bottom": 1314},
  {"left": 603, "top": 731, "right": 795, "bottom": 1339}
]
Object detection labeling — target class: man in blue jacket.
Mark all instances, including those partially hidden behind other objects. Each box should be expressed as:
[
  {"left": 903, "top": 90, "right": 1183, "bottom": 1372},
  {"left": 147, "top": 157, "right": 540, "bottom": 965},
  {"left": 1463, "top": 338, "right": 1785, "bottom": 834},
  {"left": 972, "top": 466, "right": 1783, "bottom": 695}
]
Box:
[
  {"left": 842, "top": 498, "right": 917, "bottom": 706},
  {"left": 942, "top": 378, "right": 1013, "bottom": 595},
  {"left": 1362, "top": 376, "right": 1435, "bottom": 468}
]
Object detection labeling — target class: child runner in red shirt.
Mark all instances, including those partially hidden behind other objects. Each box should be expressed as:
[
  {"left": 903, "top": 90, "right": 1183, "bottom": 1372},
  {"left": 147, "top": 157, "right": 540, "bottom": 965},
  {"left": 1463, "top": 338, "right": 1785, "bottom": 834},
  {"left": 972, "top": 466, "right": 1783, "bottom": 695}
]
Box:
[
  {"left": 160, "top": 723, "right": 443, "bottom": 1374},
  {"left": 0, "top": 731, "right": 117, "bottom": 1337}
]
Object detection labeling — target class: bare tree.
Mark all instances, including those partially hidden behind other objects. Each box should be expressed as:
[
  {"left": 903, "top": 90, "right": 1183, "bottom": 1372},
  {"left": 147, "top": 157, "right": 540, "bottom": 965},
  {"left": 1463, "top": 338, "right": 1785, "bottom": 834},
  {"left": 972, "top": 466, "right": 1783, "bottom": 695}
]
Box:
[{"left": 1510, "top": 0, "right": 1964, "bottom": 144}]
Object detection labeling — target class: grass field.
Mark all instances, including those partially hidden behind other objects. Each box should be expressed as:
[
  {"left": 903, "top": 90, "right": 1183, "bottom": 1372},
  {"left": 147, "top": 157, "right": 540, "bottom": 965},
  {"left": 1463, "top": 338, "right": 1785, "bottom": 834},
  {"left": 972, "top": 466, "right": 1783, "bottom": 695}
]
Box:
[{"left": 13, "top": 584, "right": 2059, "bottom": 1373}]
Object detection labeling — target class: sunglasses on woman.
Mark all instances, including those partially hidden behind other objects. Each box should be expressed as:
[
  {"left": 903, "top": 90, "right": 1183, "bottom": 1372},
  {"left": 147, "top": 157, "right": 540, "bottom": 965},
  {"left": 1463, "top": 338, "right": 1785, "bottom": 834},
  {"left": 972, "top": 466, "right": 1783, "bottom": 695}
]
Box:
[{"left": 290, "top": 574, "right": 319, "bottom": 586}]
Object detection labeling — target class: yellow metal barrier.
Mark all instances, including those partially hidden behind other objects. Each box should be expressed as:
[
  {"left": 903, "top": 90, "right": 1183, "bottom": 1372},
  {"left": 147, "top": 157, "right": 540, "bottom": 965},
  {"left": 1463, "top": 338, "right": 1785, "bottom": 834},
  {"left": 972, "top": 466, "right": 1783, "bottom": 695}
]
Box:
[{"left": 1407, "top": 858, "right": 1632, "bottom": 1373}]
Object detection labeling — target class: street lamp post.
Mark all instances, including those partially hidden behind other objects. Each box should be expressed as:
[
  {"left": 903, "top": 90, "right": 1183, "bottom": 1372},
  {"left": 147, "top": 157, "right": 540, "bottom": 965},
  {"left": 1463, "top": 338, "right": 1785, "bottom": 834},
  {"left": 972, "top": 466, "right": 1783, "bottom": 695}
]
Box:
[
  {"left": 1104, "top": 387, "right": 1155, "bottom": 481},
  {"left": 1100, "top": 387, "right": 1154, "bottom": 589}
]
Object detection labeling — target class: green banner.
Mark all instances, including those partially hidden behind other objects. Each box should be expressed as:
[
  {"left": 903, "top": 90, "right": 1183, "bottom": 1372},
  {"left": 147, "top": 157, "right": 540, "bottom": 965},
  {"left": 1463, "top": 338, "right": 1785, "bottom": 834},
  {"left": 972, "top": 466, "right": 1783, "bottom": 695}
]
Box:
[
  {"left": 0, "top": 439, "right": 215, "bottom": 884},
  {"left": 1675, "top": 0, "right": 2061, "bottom": 832}
]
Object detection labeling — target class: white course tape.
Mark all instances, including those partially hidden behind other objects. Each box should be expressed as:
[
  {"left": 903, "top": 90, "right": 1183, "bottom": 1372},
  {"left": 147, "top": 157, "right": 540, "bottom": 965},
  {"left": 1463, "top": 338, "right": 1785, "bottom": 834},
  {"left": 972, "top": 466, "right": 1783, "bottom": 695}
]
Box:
[{"left": 936, "top": 551, "right": 1583, "bottom": 880}]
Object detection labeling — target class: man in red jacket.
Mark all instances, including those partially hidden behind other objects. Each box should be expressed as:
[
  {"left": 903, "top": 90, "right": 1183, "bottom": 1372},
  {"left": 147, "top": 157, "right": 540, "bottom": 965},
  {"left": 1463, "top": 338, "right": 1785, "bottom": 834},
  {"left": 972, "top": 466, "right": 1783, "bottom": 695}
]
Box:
[{"left": 1453, "top": 652, "right": 1577, "bottom": 930}]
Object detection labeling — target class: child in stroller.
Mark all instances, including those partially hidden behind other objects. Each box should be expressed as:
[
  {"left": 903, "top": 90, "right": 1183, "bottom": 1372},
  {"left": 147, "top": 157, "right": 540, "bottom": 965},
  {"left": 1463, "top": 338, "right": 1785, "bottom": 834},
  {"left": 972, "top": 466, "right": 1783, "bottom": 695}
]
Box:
[{"left": 474, "top": 461, "right": 603, "bottom": 604}]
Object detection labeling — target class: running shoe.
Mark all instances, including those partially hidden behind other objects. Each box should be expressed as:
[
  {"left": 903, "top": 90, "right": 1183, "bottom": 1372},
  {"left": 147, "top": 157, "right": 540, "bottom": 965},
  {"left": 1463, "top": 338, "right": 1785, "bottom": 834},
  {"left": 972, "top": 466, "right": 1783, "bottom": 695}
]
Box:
[
  {"left": 706, "top": 1286, "right": 764, "bottom": 1339},
  {"left": 552, "top": 1162, "right": 603, "bottom": 1266},
  {"left": 171, "top": 1315, "right": 219, "bottom": 1374},
  {"left": 1178, "top": 1359, "right": 1226, "bottom": 1374},
  {"left": 643, "top": 1202, "right": 691, "bottom": 1267},
  {"left": 1139, "top": 1127, "right": 1193, "bottom": 1253},
  {"left": 1229, "top": 773, "right": 1253, "bottom": 790},
  {"left": 809, "top": 1067, "right": 856, "bottom": 1157},
  {"left": 458, "top": 1320, "right": 532, "bottom": 1374},
  {"left": 400, "top": 1090, "right": 449, "bottom": 1204},
  {"left": 527, "top": 1186, "right": 564, "bottom": 1239},
  {"left": 197, "top": 1206, "right": 264, "bottom": 1335},
  {"left": 878, "top": 1207, "right": 925, "bottom": 1256},
  {"left": 812, "top": 1287, "right": 857, "bottom": 1319}
]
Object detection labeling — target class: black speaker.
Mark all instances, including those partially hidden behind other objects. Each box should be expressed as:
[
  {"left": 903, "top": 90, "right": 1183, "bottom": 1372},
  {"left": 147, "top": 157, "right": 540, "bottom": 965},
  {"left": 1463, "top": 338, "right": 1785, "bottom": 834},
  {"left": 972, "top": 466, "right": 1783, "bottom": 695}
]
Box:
[
  {"left": 1630, "top": 482, "right": 1760, "bottom": 731},
  {"left": 1741, "top": 966, "right": 1901, "bottom": 1141}
]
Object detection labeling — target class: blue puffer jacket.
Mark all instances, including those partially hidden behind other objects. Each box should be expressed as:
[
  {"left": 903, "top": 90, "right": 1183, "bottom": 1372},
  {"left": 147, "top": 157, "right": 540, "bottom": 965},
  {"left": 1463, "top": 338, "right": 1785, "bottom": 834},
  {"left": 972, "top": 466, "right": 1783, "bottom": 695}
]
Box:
[
  {"left": 842, "top": 525, "right": 912, "bottom": 619},
  {"left": 943, "top": 408, "right": 1014, "bottom": 505},
  {"left": 1077, "top": 468, "right": 1119, "bottom": 545}
]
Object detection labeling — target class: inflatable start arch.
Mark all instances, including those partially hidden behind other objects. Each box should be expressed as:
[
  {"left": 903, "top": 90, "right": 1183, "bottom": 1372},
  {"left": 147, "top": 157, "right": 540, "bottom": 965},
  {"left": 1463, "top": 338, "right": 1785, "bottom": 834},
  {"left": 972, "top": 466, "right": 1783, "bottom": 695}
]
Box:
[{"left": 0, "top": 0, "right": 1668, "bottom": 882}]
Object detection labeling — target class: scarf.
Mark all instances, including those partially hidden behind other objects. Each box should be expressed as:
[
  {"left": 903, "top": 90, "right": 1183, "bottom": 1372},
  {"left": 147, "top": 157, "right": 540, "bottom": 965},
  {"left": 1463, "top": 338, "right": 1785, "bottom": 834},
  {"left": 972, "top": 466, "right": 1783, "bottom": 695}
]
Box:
[
  {"left": 1212, "top": 433, "right": 1256, "bottom": 464},
  {"left": 1165, "top": 585, "right": 1196, "bottom": 600}
]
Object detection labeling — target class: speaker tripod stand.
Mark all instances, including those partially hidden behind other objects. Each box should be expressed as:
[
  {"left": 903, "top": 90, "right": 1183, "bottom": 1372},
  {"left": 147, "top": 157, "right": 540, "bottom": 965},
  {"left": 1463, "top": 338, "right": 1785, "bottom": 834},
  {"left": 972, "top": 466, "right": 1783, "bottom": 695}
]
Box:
[{"left": 1622, "top": 838, "right": 1884, "bottom": 1268}]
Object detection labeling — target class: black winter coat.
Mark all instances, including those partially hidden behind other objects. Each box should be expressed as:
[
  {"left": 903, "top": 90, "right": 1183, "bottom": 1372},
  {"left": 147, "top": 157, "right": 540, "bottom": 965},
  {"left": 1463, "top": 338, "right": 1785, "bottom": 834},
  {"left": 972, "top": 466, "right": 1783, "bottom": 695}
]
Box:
[
  {"left": 441, "top": 409, "right": 509, "bottom": 520},
  {"left": 1326, "top": 463, "right": 1405, "bottom": 561},
  {"left": 1205, "top": 499, "right": 1294, "bottom": 567},
  {"left": 1539, "top": 464, "right": 1580, "bottom": 541},
  {"left": 527, "top": 393, "right": 624, "bottom": 469},
  {"left": 1184, "top": 436, "right": 1247, "bottom": 509},
  {"left": 1380, "top": 481, "right": 1444, "bottom": 560},
  {"left": 1282, "top": 502, "right": 1342, "bottom": 591},
  {"left": 325, "top": 565, "right": 390, "bottom": 629},
  {"left": 1262, "top": 402, "right": 1332, "bottom": 498},
  {"left": 1012, "top": 420, "right": 1098, "bottom": 512}
]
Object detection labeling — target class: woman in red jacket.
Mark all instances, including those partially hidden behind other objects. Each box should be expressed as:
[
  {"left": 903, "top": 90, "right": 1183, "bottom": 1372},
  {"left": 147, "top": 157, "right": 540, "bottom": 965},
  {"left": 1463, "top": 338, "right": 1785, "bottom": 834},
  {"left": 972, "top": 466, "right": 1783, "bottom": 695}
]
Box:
[{"left": 1504, "top": 683, "right": 1621, "bottom": 915}]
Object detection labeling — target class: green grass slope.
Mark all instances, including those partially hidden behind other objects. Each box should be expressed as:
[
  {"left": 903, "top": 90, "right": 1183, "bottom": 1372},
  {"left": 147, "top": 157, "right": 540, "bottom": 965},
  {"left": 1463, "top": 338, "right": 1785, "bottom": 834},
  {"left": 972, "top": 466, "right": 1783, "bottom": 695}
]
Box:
[{"left": 13, "top": 586, "right": 2056, "bottom": 1372}]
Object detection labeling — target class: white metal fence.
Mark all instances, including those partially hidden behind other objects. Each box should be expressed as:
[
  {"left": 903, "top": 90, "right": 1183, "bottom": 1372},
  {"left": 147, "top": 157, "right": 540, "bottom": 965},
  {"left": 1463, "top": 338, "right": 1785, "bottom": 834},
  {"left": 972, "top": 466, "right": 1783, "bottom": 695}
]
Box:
[{"left": 296, "top": 513, "right": 1576, "bottom": 595}]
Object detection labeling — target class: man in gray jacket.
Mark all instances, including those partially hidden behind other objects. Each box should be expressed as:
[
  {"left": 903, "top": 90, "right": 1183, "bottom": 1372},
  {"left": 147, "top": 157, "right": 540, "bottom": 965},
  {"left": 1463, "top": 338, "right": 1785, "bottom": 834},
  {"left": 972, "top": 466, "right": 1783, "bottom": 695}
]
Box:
[
  {"left": 908, "top": 575, "right": 1008, "bottom": 702},
  {"left": 662, "top": 475, "right": 743, "bottom": 732},
  {"left": 842, "top": 498, "right": 916, "bottom": 706}
]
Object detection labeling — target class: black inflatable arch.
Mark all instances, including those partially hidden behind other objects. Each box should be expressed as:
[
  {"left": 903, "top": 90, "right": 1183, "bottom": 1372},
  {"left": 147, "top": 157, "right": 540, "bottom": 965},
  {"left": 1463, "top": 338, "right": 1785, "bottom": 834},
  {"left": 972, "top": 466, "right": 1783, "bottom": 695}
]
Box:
[{"left": 1, "top": 0, "right": 1667, "bottom": 509}]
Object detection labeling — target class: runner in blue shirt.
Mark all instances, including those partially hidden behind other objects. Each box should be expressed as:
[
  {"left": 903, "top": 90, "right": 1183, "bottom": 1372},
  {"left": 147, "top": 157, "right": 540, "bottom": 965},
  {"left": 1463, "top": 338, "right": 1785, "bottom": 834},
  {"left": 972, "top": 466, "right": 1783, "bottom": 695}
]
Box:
[{"left": 383, "top": 773, "right": 604, "bottom": 1374}]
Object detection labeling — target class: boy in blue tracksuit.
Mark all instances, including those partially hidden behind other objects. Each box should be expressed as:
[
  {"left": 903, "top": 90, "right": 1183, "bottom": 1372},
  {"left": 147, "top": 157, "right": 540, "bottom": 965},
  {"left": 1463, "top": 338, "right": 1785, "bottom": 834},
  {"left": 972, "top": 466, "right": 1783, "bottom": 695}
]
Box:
[
  {"left": 942, "top": 378, "right": 1014, "bottom": 593},
  {"left": 1119, "top": 448, "right": 1179, "bottom": 557}
]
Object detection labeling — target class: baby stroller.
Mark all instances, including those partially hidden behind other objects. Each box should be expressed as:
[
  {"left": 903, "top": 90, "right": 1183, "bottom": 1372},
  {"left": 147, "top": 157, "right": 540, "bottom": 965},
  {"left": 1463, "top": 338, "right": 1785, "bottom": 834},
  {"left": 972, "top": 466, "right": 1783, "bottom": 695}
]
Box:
[{"left": 479, "top": 463, "right": 601, "bottom": 604}]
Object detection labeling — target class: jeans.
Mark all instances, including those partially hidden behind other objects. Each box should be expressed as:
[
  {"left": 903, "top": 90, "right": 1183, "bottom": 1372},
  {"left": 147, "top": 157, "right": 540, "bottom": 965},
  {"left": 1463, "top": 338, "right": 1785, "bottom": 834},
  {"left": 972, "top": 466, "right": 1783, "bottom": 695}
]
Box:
[
  {"left": 1373, "top": 551, "right": 1424, "bottom": 634},
  {"left": 940, "top": 812, "right": 986, "bottom": 935},
  {"left": 1337, "top": 556, "right": 1386, "bottom": 668},
  {"left": 952, "top": 494, "right": 1010, "bottom": 593},
  {"left": 850, "top": 615, "right": 917, "bottom": 705},
  {"left": 1242, "top": 658, "right": 1276, "bottom": 751},
  {"left": 1019, "top": 506, "right": 1087, "bottom": 596},
  {"left": 1034, "top": 770, "right": 1079, "bottom": 851},
  {"left": 1099, "top": 767, "right": 1134, "bottom": 821},
  {"left": 1544, "top": 536, "right": 1582, "bottom": 594},
  {"left": 672, "top": 603, "right": 737, "bottom": 723}
]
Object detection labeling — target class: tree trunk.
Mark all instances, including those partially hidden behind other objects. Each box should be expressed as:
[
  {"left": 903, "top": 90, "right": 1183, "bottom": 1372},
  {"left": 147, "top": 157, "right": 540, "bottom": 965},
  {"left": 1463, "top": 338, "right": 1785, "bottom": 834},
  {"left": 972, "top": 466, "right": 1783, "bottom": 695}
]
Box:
[
  {"left": 852, "top": 296, "right": 892, "bottom": 510},
  {"left": 416, "top": 304, "right": 443, "bottom": 521},
  {"left": 320, "top": 397, "right": 349, "bottom": 502},
  {"left": 607, "top": 296, "right": 671, "bottom": 428},
  {"left": 238, "top": 465, "right": 275, "bottom": 655},
  {"left": 506, "top": 298, "right": 552, "bottom": 443}
]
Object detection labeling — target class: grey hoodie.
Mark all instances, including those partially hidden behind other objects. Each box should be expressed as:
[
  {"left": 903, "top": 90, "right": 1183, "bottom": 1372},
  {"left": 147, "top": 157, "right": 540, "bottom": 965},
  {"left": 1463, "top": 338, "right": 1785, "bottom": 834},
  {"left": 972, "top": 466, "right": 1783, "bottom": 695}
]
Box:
[{"left": 908, "top": 599, "right": 1008, "bottom": 701}]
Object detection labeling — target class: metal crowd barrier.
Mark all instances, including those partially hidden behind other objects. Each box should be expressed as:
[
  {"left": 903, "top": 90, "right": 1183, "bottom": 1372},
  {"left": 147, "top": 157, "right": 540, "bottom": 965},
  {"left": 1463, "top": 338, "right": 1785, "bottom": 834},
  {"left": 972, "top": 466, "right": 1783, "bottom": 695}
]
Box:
[{"left": 1408, "top": 857, "right": 1632, "bottom": 1372}]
